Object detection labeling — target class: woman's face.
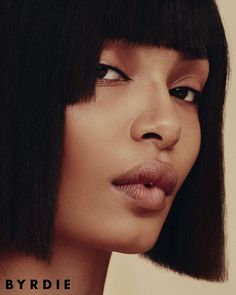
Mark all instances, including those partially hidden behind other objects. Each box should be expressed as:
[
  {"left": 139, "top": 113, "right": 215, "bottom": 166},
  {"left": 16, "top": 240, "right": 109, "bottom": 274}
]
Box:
[{"left": 55, "top": 41, "right": 209, "bottom": 253}]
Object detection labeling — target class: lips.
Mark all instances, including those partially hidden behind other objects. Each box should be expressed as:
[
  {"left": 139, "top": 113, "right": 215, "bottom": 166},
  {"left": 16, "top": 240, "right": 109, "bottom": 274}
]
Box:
[
  {"left": 112, "top": 161, "right": 178, "bottom": 195},
  {"left": 112, "top": 160, "right": 178, "bottom": 210}
]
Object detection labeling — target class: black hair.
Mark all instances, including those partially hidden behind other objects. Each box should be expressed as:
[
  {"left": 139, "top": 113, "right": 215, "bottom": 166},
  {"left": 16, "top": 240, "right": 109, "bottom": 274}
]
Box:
[{"left": 0, "top": 0, "right": 228, "bottom": 282}]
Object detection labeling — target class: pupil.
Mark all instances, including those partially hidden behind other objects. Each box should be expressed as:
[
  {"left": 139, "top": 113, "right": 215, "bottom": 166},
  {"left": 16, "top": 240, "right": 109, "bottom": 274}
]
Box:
[
  {"left": 174, "top": 87, "right": 188, "bottom": 99},
  {"left": 97, "top": 65, "right": 108, "bottom": 78}
]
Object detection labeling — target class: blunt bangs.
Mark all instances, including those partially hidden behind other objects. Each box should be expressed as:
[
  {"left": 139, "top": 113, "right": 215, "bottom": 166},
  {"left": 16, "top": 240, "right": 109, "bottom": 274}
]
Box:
[
  {"left": 0, "top": 0, "right": 228, "bottom": 282},
  {"left": 98, "top": 0, "right": 211, "bottom": 59},
  {"left": 63, "top": 0, "right": 227, "bottom": 104}
]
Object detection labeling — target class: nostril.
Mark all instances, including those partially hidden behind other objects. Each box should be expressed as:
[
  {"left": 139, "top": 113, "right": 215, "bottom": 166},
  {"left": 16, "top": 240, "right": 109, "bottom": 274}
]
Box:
[{"left": 142, "top": 132, "right": 162, "bottom": 140}]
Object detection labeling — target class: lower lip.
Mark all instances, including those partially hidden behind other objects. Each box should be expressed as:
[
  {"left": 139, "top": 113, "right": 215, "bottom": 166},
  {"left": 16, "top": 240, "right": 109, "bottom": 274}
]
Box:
[{"left": 114, "top": 184, "right": 166, "bottom": 210}]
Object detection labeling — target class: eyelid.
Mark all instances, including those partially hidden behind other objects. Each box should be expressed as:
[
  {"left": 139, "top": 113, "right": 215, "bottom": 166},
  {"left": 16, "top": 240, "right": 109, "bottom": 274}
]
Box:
[
  {"left": 169, "top": 75, "right": 203, "bottom": 93},
  {"left": 174, "top": 86, "right": 201, "bottom": 93},
  {"left": 169, "top": 85, "right": 201, "bottom": 93},
  {"left": 98, "top": 63, "right": 132, "bottom": 81}
]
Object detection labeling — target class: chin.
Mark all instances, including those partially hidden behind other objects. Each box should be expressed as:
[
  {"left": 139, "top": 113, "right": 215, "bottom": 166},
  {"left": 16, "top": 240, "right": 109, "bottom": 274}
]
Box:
[
  {"left": 99, "top": 228, "right": 161, "bottom": 254},
  {"left": 110, "top": 238, "right": 158, "bottom": 254},
  {"left": 107, "top": 214, "right": 168, "bottom": 254}
]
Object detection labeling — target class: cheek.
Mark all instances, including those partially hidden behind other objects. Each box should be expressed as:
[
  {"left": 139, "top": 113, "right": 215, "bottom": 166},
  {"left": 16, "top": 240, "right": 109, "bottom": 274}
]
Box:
[
  {"left": 60, "top": 104, "right": 114, "bottom": 178},
  {"left": 184, "top": 108, "right": 201, "bottom": 160},
  {"left": 174, "top": 107, "right": 201, "bottom": 192},
  {"left": 54, "top": 102, "right": 201, "bottom": 253},
  {"left": 163, "top": 109, "right": 201, "bottom": 216}
]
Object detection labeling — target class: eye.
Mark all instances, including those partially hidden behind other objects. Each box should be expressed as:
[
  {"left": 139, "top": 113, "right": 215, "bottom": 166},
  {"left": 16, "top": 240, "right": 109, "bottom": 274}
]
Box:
[
  {"left": 96, "top": 63, "right": 131, "bottom": 84},
  {"left": 169, "top": 87, "right": 201, "bottom": 104}
]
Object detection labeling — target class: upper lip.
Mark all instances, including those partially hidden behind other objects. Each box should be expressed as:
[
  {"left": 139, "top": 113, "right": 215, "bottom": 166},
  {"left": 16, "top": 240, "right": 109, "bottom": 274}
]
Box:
[{"left": 112, "top": 160, "right": 178, "bottom": 196}]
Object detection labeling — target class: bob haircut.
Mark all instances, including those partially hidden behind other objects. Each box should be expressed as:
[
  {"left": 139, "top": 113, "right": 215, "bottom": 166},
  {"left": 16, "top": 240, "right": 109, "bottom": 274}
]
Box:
[{"left": 0, "top": 0, "right": 228, "bottom": 282}]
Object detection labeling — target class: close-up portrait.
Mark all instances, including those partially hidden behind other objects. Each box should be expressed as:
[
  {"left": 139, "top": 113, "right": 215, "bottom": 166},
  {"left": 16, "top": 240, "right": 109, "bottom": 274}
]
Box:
[{"left": 0, "top": 1, "right": 235, "bottom": 294}]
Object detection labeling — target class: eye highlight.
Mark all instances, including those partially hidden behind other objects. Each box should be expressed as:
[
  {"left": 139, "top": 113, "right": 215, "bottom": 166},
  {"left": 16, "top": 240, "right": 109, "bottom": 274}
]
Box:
[
  {"left": 169, "top": 87, "right": 201, "bottom": 104},
  {"left": 96, "top": 63, "right": 131, "bottom": 85}
]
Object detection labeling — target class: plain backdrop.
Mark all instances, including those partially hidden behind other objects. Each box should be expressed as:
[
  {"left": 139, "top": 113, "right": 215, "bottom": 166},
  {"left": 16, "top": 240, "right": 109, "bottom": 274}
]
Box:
[{"left": 104, "top": 1, "right": 236, "bottom": 294}]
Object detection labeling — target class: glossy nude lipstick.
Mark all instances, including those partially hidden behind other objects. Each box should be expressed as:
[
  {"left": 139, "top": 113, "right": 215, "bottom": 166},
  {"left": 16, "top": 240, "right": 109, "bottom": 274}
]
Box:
[{"left": 112, "top": 161, "right": 178, "bottom": 210}]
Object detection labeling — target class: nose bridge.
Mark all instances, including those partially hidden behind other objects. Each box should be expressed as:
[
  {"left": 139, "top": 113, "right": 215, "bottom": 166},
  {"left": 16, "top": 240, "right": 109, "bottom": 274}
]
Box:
[{"left": 130, "top": 81, "right": 182, "bottom": 149}]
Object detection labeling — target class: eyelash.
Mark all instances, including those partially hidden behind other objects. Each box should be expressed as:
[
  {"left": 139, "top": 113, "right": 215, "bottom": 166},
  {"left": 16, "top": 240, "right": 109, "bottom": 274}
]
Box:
[
  {"left": 96, "top": 64, "right": 131, "bottom": 83},
  {"left": 96, "top": 64, "right": 201, "bottom": 103}
]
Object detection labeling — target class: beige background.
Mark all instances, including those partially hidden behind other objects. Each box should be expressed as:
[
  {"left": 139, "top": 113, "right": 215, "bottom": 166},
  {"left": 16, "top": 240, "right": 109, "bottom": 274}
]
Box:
[{"left": 104, "top": 1, "right": 236, "bottom": 294}]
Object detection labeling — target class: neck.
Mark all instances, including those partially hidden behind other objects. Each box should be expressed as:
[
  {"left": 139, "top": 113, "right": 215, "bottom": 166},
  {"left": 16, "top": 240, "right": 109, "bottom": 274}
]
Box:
[{"left": 0, "top": 238, "right": 112, "bottom": 295}]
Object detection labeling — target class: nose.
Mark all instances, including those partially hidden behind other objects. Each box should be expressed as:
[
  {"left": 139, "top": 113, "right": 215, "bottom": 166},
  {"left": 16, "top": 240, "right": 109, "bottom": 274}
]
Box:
[{"left": 130, "top": 85, "right": 182, "bottom": 150}]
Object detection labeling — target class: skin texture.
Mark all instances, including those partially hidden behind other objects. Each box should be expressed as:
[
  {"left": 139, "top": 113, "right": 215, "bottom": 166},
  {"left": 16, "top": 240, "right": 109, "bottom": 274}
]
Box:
[
  {"left": 0, "top": 42, "right": 209, "bottom": 295},
  {"left": 55, "top": 41, "right": 209, "bottom": 253}
]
